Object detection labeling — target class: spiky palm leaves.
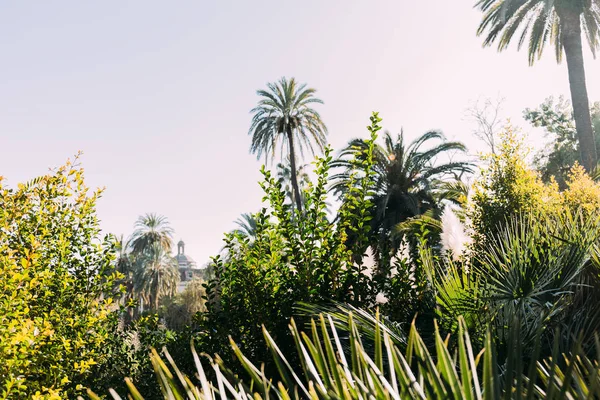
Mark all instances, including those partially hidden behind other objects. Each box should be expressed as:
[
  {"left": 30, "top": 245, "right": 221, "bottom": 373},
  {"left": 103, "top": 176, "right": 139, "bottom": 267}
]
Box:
[
  {"left": 249, "top": 77, "right": 328, "bottom": 212},
  {"left": 476, "top": 0, "right": 600, "bottom": 171},
  {"left": 431, "top": 210, "right": 600, "bottom": 357},
  {"left": 232, "top": 213, "right": 258, "bottom": 241},
  {"left": 101, "top": 311, "right": 600, "bottom": 399},
  {"left": 477, "top": 0, "right": 600, "bottom": 63}
]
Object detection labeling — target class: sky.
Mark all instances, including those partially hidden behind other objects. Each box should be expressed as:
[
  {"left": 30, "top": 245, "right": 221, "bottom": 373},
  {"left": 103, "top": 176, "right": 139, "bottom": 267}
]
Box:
[{"left": 1, "top": 1, "right": 599, "bottom": 265}]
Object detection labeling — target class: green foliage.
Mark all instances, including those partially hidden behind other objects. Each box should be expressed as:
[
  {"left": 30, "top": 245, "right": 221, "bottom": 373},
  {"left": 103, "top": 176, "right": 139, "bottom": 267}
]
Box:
[
  {"left": 129, "top": 213, "right": 174, "bottom": 256},
  {"left": 469, "top": 124, "right": 600, "bottom": 243},
  {"left": 133, "top": 243, "right": 180, "bottom": 312},
  {"left": 90, "top": 313, "right": 186, "bottom": 398},
  {"left": 104, "top": 312, "right": 600, "bottom": 400},
  {"left": 524, "top": 97, "right": 600, "bottom": 188},
  {"left": 469, "top": 125, "right": 558, "bottom": 237},
  {"left": 112, "top": 213, "right": 181, "bottom": 318},
  {"left": 249, "top": 77, "right": 328, "bottom": 163},
  {"left": 562, "top": 164, "right": 600, "bottom": 214},
  {"left": 162, "top": 277, "right": 206, "bottom": 330},
  {"left": 331, "top": 129, "right": 472, "bottom": 273},
  {"left": 249, "top": 77, "right": 328, "bottom": 211},
  {"left": 475, "top": 0, "right": 600, "bottom": 65},
  {"left": 19, "top": 117, "right": 600, "bottom": 400},
  {"left": 446, "top": 127, "right": 600, "bottom": 359},
  {"left": 201, "top": 113, "right": 382, "bottom": 367},
  {"left": 0, "top": 158, "right": 118, "bottom": 398},
  {"left": 231, "top": 212, "right": 258, "bottom": 240},
  {"left": 276, "top": 158, "right": 312, "bottom": 209},
  {"left": 434, "top": 210, "right": 600, "bottom": 349}
]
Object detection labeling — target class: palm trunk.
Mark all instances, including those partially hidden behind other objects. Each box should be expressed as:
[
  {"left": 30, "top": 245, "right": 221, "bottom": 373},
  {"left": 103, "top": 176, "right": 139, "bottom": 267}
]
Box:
[
  {"left": 154, "top": 273, "right": 160, "bottom": 311},
  {"left": 560, "top": 9, "right": 597, "bottom": 172},
  {"left": 286, "top": 127, "right": 304, "bottom": 213}
]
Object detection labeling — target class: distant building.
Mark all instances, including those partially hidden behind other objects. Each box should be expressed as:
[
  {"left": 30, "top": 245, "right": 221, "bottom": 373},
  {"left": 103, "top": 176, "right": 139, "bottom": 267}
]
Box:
[{"left": 175, "top": 239, "right": 202, "bottom": 293}]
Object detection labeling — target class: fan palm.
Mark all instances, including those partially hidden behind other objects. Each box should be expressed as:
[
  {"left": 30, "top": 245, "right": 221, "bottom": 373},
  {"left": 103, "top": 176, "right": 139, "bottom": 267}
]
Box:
[
  {"left": 476, "top": 0, "right": 600, "bottom": 171},
  {"left": 249, "top": 77, "right": 328, "bottom": 212},
  {"left": 133, "top": 243, "right": 180, "bottom": 311},
  {"left": 331, "top": 131, "right": 472, "bottom": 262},
  {"left": 129, "top": 213, "right": 174, "bottom": 256},
  {"left": 432, "top": 210, "right": 600, "bottom": 356}
]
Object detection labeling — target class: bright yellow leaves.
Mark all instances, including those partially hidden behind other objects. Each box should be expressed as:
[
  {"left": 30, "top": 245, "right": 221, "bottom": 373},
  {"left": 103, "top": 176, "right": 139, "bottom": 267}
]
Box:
[
  {"left": 0, "top": 158, "right": 116, "bottom": 398},
  {"left": 469, "top": 125, "right": 600, "bottom": 238}
]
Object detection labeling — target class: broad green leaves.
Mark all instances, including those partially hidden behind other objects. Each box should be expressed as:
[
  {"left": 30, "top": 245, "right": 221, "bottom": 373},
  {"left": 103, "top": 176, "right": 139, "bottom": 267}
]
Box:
[{"left": 201, "top": 113, "right": 382, "bottom": 368}]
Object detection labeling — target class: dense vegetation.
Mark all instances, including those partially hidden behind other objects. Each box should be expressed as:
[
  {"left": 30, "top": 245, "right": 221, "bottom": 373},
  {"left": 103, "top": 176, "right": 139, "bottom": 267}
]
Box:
[{"left": 2, "top": 2, "right": 600, "bottom": 398}]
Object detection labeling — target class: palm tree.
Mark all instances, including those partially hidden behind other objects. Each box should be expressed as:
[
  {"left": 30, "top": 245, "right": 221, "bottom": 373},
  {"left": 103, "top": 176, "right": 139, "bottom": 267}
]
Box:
[
  {"left": 331, "top": 131, "right": 472, "bottom": 265},
  {"left": 134, "top": 243, "right": 180, "bottom": 311},
  {"left": 232, "top": 213, "right": 258, "bottom": 240},
  {"left": 129, "top": 213, "right": 174, "bottom": 256},
  {"left": 476, "top": 0, "right": 600, "bottom": 171},
  {"left": 249, "top": 77, "right": 328, "bottom": 212}
]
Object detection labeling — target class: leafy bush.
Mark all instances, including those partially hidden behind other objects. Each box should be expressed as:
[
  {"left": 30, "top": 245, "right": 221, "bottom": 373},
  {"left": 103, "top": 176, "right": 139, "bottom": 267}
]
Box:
[
  {"left": 561, "top": 164, "right": 600, "bottom": 214},
  {"left": 0, "top": 158, "right": 119, "bottom": 398},
  {"left": 90, "top": 312, "right": 197, "bottom": 398},
  {"left": 469, "top": 125, "right": 559, "bottom": 238},
  {"left": 200, "top": 114, "right": 382, "bottom": 367}
]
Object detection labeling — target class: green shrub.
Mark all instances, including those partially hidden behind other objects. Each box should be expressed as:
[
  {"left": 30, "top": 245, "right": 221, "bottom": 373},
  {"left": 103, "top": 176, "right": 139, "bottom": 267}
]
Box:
[
  {"left": 199, "top": 114, "right": 383, "bottom": 367},
  {"left": 469, "top": 125, "right": 559, "bottom": 238},
  {"left": 0, "top": 158, "right": 118, "bottom": 398}
]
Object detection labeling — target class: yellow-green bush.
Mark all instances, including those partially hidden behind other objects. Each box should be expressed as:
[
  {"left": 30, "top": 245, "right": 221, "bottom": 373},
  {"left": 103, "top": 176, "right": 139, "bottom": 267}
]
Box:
[
  {"left": 469, "top": 125, "right": 560, "bottom": 237},
  {"left": 0, "top": 159, "right": 118, "bottom": 398},
  {"left": 470, "top": 126, "right": 600, "bottom": 239},
  {"left": 561, "top": 163, "right": 600, "bottom": 214}
]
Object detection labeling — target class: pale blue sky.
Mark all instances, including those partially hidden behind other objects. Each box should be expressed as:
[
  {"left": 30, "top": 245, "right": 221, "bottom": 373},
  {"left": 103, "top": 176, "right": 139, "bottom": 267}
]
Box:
[{"left": 1, "top": 1, "right": 598, "bottom": 264}]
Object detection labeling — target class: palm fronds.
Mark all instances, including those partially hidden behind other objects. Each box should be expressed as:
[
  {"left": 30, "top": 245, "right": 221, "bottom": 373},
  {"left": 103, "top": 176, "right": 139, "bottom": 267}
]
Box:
[
  {"left": 249, "top": 77, "right": 327, "bottom": 211},
  {"left": 129, "top": 213, "right": 174, "bottom": 256},
  {"left": 101, "top": 311, "right": 600, "bottom": 399},
  {"left": 133, "top": 243, "right": 180, "bottom": 311},
  {"left": 432, "top": 210, "right": 600, "bottom": 353}
]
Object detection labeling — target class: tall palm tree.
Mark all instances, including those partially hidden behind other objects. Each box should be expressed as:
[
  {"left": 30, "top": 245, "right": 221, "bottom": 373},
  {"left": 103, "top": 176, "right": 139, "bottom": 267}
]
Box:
[
  {"left": 476, "top": 0, "right": 600, "bottom": 171},
  {"left": 249, "top": 77, "right": 328, "bottom": 212},
  {"left": 129, "top": 213, "right": 174, "bottom": 256},
  {"left": 331, "top": 131, "right": 472, "bottom": 264},
  {"left": 134, "top": 243, "right": 180, "bottom": 311}
]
